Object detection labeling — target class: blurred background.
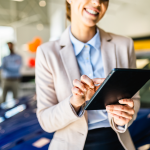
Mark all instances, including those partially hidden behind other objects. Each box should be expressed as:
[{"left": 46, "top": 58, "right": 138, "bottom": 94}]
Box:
[{"left": 0, "top": 0, "right": 150, "bottom": 150}]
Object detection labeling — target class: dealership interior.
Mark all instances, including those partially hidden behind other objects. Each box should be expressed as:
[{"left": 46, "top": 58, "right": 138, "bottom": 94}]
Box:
[{"left": 0, "top": 0, "right": 150, "bottom": 149}]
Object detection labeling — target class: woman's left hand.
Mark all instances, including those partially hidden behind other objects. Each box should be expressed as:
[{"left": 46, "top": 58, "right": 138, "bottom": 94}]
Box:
[{"left": 106, "top": 99, "right": 135, "bottom": 126}]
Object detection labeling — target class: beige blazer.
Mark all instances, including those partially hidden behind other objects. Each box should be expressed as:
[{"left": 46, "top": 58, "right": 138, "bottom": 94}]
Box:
[{"left": 36, "top": 26, "right": 140, "bottom": 150}]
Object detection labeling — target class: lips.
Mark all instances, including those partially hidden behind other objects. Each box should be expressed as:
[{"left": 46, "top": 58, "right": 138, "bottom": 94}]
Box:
[{"left": 84, "top": 8, "right": 99, "bottom": 16}]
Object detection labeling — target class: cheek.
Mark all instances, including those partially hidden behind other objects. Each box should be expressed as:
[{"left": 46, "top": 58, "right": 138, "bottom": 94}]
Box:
[
  {"left": 72, "top": 0, "right": 83, "bottom": 16},
  {"left": 98, "top": 5, "right": 107, "bottom": 20}
]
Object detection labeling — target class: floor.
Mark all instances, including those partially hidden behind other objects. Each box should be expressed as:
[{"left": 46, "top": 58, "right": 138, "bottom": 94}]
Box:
[{"left": 0, "top": 82, "right": 35, "bottom": 105}]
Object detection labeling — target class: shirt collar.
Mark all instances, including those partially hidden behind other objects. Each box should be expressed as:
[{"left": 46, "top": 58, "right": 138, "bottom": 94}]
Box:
[
  {"left": 69, "top": 27, "right": 101, "bottom": 56},
  {"left": 88, "top": 28, "right": 101, "bottom": 51}
]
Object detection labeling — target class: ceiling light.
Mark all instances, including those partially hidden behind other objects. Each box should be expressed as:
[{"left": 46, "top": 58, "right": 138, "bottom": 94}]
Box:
[
  {"left": 39, "top": 0, "right": 46, "bottom": 7},
  {"left": 11, "top": 0, "right": 24, "bottom": 2},
  {"left": 37, "top": 24, "right": 44, "bottom": 31}
]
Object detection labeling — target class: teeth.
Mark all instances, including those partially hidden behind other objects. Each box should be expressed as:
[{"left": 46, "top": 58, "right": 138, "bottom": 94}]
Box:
[{"left": 86, "top": 9, "right": 98, "bottom": 15}]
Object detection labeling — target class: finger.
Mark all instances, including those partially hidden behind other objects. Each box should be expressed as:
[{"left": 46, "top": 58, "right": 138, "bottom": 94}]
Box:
[
  {"left": 81, "top": 75, "right": 94, "bottom": 89},
  {"left": 107, "top": 110, "right": 132, "bottom": 120},
  {"left": 106, "top": 105, "right": 135, "bottom": 115},
  {"left": 73, "top": 79, "right": 87, "bottom": 92},
  {"left": 109, "top": 113, "right": 130, "bottom": 123},
  {"left": 92, "top": 78, "right": 105, "bottom": 85},
  {"left": 72, "top": 87, "right": 84, "bottom": 96},
  {"left": 119, "top": 99, "right": 134, "bottom": 108}
]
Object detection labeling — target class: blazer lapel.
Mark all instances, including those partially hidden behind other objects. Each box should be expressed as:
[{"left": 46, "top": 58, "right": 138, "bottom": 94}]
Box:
[
  {"left": 59, "top": 27, "right": 88, "bottom": 124},
  {"left": 59, "top": 27, "right": 81, "bottom": 87},
  {"left": 99, "top": 28, "right": 117, "bottom": 77}
]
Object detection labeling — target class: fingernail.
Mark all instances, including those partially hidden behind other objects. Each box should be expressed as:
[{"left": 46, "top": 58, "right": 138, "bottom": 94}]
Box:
[
  {"left": 81, "top": 92, "right": 84, "bottom": 95},
  {"left": 84, "top": 88, "right": 87, "bottom": 91},
  {"left": 82, "top": 75, "right": 86, "bottom": 79},
  {"left": 106, "top": 107, "right": 110, "bottom": 110},
  {"left": 91, "top": 85, "right": 94, "bottom": 89}
]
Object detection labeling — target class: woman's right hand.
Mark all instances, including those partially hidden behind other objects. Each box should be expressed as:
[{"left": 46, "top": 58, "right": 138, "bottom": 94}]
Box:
[{"left": 70, "top": 75, "right": 105, "bottom": 113}]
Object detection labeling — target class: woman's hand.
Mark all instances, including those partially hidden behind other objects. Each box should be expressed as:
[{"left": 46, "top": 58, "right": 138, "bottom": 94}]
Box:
[
  {"left": 70, "top": 75, "right": 105, "bottom": 113},
  {"left": 106, "top": 99, "right": 135, "bottom": 126}
]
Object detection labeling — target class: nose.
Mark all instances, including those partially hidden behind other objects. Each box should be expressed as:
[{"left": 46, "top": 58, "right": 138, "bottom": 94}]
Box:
[{"left": 91, "top": 0, "right": 100, "bottom": 6}]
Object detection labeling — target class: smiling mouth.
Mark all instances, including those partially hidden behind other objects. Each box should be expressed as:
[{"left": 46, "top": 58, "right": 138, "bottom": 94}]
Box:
[{"left": 84, "top": 8, "right": 99, "bottom": 16}]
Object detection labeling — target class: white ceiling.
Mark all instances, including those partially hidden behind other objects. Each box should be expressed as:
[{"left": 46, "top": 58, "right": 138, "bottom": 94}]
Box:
[{"left": 0, "top": 0, "right": 49, "bottom": 27}]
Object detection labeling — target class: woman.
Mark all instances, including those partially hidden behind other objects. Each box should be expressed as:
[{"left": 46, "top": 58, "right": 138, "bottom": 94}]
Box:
[{"left": 36, "top": 0, "right": 140, "bottom": 150}]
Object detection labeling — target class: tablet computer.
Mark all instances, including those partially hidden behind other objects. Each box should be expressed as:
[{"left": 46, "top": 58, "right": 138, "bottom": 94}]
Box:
[{"left": 84, "top": 68, "right": 150, "bottom": 110}]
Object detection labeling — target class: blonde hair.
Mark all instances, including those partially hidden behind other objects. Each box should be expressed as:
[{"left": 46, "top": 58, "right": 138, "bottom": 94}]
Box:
[{"left": 66, "top": 1, "right": 71, "bottom": 21}]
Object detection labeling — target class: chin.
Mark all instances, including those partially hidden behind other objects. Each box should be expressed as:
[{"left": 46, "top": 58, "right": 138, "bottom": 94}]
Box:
[
  {"left": 83, "top": 20, "right": 97, "bottom": 27},
  {"left": 82, "top": 17, "right": 99, "bottom": 27}
]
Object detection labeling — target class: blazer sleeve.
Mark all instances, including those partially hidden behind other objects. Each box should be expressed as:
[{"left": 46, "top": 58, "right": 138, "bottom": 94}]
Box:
[
  {"left": 36, "top": 46, "right": 82, "bottom": 133},
  {"left": 109, "top": 38, "right": 140, "bottom": 133}
]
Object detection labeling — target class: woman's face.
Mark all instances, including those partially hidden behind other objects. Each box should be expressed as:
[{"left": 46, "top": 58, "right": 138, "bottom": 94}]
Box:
[{"left": 68, "top": 0, "right": 109, "bottom": 27}]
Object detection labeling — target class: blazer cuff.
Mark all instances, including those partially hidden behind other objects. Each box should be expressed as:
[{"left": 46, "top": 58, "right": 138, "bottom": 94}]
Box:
[
  {"left": 116, "top": 125, "right": 125, "bottom": 131},
  {"left": 111, "top": 117, "right": 128, "bottom": 133},
  {"left": 69, "top": 100, "right": 85, "bottom": 117}
]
